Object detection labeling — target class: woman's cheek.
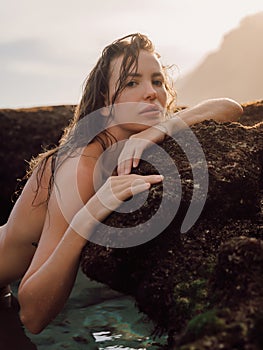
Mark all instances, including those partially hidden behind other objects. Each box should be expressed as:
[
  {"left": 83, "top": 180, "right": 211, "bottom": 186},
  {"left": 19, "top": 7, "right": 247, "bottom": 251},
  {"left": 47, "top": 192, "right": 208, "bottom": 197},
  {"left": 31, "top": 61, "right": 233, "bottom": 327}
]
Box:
[{"left": 160, "top": 89, "right": 168, "bottom": 107}]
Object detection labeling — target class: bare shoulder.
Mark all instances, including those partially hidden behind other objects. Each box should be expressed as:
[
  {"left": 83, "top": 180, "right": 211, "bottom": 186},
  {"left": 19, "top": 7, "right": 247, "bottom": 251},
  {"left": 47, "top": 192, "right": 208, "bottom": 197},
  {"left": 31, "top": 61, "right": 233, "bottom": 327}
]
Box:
[
  {"left": 5, "top": 157, "right": 53, "bottom": 244},
  {"left": 47, "top": 143, "right": 103, "bottom": 219},
  {"left": 80, "top": 141, "right": 104, "bottom": 160},
  {"left": 21, "top": 146, "right": 103, "bottom": 269},
  {"left": 76, "top": 142, "right": 104, "bottom": 202}
]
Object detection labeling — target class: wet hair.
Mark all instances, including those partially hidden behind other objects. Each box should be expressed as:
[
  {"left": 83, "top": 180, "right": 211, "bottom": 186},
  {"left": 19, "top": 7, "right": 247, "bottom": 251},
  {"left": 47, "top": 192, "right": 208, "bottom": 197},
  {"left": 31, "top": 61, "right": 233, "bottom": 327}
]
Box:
[{"left": 27, "top": 33, "right": 177, "bottom": 203}]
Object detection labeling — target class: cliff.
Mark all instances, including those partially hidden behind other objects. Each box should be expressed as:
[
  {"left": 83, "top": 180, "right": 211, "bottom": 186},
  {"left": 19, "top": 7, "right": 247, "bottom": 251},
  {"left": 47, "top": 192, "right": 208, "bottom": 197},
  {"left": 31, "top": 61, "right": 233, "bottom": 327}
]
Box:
[{"left": 176, "top": 12, "right": 263, "bottom": 106}]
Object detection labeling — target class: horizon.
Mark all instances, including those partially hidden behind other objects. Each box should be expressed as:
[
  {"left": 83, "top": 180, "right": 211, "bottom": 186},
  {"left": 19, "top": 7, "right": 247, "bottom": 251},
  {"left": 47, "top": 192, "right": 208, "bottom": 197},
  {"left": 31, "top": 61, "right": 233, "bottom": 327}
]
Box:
[{"left": 1, "top": 0, "right": 263, "bottom": 109}]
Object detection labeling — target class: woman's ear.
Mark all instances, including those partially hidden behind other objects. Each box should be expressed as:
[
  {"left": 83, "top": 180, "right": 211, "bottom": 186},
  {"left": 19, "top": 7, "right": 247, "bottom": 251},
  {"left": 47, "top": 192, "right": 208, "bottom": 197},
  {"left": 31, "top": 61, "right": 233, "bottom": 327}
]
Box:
[
  {"left": 101, "top": 105, "right": 111, "bottom": 117},
  {"left": 101, "top": 94, "right": 111, "bottom": 117}
]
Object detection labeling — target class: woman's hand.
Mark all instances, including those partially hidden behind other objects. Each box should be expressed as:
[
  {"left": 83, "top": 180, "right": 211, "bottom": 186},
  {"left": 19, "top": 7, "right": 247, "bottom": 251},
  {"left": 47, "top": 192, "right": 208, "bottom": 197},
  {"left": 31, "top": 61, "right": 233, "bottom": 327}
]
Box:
[
  {"left": 82, "top": 174, "right": 163, "bottom": 229},
  {"left": 117, "top": 127, "right": 167, "bottom": 175},
  {"left": 117, "top": 98, "right": 243, "bottom": 175}
]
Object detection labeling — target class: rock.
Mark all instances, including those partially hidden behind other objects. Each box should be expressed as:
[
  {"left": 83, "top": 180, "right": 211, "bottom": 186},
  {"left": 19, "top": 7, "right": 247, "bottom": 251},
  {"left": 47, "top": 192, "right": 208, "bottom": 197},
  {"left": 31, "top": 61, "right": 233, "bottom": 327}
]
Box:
[
  {"left": 80, "top": 103, "right": 263, "bottom": 349},
  {"left": 170, "top": 236, "right": 263, "bottom": 349},
  {"left": 0, "top": 105, "right": 74, "bottom": 224},
  {"left": 0, "top": 100, "right": 262, "bottom": 349},
  {"left": 239, "top": 100, "right": 263, "bottom": 126}
]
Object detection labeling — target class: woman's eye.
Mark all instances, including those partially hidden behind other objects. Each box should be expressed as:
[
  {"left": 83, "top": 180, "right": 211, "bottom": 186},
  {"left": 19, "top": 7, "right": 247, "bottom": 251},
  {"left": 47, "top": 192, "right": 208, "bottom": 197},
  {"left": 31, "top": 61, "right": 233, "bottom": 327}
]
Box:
[
  {"left": 153, "top": 80, "right": 163, "bottom": 87},
  {"left": 126, "top": 81, "right": 137, "bottom": 87}
]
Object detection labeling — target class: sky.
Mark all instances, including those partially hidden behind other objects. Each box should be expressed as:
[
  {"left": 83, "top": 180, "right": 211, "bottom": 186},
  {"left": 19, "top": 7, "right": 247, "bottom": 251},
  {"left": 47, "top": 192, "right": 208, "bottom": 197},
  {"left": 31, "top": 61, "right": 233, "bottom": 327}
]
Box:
[{"left": 1, "top": 0, "right": 263, "bottom": 108}]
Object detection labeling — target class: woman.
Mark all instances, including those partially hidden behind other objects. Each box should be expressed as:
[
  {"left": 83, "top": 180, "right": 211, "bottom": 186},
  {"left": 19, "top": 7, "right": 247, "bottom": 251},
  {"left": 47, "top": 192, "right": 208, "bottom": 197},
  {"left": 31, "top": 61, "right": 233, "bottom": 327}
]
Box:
[{"left": 0, "top": 33, "right": 243, "bottom": 334}]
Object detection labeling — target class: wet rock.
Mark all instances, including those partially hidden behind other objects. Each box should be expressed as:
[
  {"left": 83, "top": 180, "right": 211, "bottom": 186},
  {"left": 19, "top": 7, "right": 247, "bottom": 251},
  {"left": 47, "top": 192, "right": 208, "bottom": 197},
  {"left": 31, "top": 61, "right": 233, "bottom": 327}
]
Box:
[
  {"left": 169, "top": 237, "right": 263, "bottom": 349},
  {"left": 80, "top": 102, "right": 263, "bottom": 349},
  {"left": 0, "top": 105, "right": 74, "bottom": 224},
  {"left": 0, "top": 100, "right": 262, "bottom": 349}
]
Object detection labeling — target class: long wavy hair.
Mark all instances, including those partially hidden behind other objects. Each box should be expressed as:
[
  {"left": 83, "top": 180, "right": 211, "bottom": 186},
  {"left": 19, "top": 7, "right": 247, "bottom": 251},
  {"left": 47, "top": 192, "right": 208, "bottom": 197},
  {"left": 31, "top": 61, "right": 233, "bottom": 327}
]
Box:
[{"left": 27, "top": 33, "right": 177, "bottom": 202}]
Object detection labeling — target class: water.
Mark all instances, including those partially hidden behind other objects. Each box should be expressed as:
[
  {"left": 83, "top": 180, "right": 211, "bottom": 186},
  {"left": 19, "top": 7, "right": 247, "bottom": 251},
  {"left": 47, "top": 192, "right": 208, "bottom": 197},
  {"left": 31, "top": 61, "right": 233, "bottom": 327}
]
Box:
[{"left": 22, "top": 271, "right": 167, "bottom": 349}]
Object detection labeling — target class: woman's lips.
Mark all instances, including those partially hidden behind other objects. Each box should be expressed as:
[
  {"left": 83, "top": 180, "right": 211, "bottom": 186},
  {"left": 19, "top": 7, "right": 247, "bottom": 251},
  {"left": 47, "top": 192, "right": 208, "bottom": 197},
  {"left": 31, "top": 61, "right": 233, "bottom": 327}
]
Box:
[{"left": 139, "top": 104, "right": 162, "bottom": 115}]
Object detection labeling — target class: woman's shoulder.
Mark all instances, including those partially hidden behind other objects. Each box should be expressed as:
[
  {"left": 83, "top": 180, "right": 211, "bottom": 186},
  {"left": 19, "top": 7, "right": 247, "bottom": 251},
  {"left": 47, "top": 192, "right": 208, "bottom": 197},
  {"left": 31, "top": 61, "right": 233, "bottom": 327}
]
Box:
[
  {"left": 81, "top": 141, "right": 103, "bottom": 159},
  {"left": 75, "top": 142, "right": 104, "bottom": 175}
]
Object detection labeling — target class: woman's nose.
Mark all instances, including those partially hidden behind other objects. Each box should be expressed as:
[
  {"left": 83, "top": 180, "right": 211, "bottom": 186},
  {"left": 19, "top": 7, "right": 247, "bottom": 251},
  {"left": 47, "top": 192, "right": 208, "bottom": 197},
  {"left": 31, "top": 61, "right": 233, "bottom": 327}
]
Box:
[{"left": 143, "top": 83, "right": 157, "bottom": 101}]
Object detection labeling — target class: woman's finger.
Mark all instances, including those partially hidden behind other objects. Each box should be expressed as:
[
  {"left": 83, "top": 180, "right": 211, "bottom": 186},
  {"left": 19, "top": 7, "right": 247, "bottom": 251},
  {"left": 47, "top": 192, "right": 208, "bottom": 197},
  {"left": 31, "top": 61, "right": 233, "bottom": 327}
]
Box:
[
  {"left": 142, "top": 174, "right": 164, "bottom": 183},
  {"left": 117, "top": 158, "right": 132, "bottom": 175},
  {"left": 118, "top": 144, "right": 145, "bottom": 175},
  {"left": 132, "top": 147, "right": 144, "bottom": 168},
  {"left": 131, "top": 180, "right": 151, "bottom": 195}
]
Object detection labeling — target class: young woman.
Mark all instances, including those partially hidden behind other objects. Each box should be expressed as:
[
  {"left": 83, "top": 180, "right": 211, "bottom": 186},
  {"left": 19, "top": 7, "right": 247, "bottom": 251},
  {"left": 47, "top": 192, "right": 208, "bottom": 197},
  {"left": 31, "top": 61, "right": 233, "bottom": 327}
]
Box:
[{"left": 0, "top": 33, "right": 243, "bottom": 334}]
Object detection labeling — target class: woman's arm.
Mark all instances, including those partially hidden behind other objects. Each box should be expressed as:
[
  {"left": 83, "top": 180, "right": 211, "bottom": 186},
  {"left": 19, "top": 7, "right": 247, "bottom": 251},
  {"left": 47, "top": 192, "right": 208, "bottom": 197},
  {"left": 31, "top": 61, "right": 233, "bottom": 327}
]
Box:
[
  {"left": 18, "top": 153, "right": 163, "bottom": 334},
  {"left": 161, "top": 98, "right": 243, "bottom": 135},
  {"left": 18, "top": 155, "right": 98, "bottom": 334},
  {"left": 18, "top": 218, "right": 94, "bottom": 334},
  {"left": 117, "top": 98, "right": 243, "bottom": 175}
]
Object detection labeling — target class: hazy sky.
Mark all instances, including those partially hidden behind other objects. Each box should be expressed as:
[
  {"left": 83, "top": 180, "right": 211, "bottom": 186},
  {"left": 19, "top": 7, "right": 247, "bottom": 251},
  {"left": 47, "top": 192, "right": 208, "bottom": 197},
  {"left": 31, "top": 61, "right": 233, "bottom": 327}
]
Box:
[{"left": 1, "top": 0, "right": 263, "bottom": 108}]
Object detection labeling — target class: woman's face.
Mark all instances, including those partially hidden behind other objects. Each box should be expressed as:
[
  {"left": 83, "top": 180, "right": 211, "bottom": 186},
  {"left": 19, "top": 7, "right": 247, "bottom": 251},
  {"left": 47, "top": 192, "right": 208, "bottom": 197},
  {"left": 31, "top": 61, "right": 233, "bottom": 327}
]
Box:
[{"left": 105, "top": 50, "right": 168, "bottom": 138}]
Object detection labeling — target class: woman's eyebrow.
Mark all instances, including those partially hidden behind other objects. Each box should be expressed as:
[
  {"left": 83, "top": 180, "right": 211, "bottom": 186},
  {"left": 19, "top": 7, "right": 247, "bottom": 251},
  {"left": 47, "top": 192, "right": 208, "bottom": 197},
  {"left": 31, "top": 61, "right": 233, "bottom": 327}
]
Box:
[
  {"left": 127, "top": 72, "right": 164, "bottom": 78},
  {"left": 127, "top": 73, "right": 142, "bottom": 78},
  {"left": 152, "top": 72, "right": 164, "bottom": 78}
]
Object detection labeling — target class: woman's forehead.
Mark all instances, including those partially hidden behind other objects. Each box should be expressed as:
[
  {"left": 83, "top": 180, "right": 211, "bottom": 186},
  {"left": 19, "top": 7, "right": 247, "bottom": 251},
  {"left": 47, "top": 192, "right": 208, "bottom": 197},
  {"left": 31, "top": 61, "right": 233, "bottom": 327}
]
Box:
[{"left": 109, "top": 50, "right": 163, "bottom": 79}]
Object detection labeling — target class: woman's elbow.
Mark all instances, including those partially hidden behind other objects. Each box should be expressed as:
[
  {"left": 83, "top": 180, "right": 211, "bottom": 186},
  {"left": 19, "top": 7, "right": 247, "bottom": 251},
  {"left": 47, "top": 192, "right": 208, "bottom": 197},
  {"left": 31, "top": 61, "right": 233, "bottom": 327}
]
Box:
[
  {"left": 20, "top": 310, "right": 45, "bottom": 334},
  {"left": 220, "top": 98, "right": 244, "bottom": 121},
  {"left": 18, "top": 291, "right": 46, "bottom": 334}
]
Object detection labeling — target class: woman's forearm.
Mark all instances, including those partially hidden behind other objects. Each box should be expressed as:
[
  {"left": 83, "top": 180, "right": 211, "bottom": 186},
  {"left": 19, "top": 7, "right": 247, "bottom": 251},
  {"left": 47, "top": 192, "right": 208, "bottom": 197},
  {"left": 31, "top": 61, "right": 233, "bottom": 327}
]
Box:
[
  {"left": 18, "top": 223, "right": 92, "bottom": 334},
  {"left": 17, "top": 179, "right": 147, "bottom": 334},
  {"left": 117, "top": 99, "right": 243, "bottom": 176},
  {"left": 164, "top": 98, "right": 243, "bottom": 135},
  {"left": 18, "top": 185, "right": 127, "bottom": 334}
]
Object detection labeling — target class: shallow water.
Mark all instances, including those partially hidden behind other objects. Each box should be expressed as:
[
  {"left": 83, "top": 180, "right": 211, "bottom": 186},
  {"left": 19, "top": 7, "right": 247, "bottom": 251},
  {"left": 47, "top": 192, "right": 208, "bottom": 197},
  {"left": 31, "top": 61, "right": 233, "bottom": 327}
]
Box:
[{"left": 21, "top": 271, "right": 167, "bottom": 349}]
